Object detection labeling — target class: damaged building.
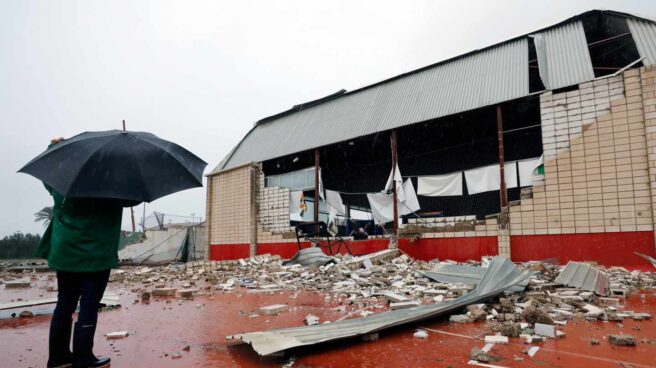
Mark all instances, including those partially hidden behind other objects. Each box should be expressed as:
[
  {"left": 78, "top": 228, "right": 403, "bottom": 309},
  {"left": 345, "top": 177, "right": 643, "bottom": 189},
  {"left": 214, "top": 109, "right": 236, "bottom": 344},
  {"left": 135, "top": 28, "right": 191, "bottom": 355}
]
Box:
[{"left": 206, "top": 10, "right": 656, "bottom": 268}]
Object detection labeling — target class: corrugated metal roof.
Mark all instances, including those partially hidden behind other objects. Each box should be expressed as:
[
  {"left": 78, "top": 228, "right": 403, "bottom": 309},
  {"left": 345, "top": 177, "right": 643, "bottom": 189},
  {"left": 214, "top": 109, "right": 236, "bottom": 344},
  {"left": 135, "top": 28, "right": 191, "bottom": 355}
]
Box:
[
  {"left": 418, "top": 263, "right": 528, "bottom": 293},
  {"left": 215, "top": 10, "right": 656, "bottom": 172},
  {"left": 554, "top": 262, "right": 610, "bottom": 296},
  {"left": 218, "top": 38, "right": 528, "bottom": 171},
  {"left": 532, "top": 20, "right": 595, "bottom": 90},
  {"left": 627, "top": 18, "right": 656, "bottom": 66},
  {"left": 228, "top": 257, "right": 533, "bottom": 356}
]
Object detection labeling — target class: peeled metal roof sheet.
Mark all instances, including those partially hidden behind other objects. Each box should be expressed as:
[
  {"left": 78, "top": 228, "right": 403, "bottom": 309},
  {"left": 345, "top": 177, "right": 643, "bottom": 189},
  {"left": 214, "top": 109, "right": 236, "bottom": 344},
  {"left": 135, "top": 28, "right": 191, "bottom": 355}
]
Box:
[
  {"left": 418, "top": 263, "right": 528, "bottom": 293},
  {"left": 228, "top": 257, "right": 533, "bottom": 356},
  {"left": 554, "top": 262, "right": 609, "bottom": 296},
  {"left": 627, "top": 18, "right": 656, "bottom": 66},
  {"left": 532, "top": 20, "right": 595, "bottom": 90}
]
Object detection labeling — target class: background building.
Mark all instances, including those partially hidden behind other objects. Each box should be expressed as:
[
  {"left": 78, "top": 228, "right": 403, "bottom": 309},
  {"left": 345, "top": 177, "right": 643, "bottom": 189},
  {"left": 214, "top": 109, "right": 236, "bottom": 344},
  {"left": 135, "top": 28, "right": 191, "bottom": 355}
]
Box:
[{"left": 206, "top": 10, "right": 656, "bottom": 268}]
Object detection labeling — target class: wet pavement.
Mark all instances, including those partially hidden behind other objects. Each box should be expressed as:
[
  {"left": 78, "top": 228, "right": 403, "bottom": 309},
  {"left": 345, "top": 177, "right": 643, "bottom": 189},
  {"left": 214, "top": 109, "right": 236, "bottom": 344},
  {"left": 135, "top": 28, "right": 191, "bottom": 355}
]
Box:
[{"left": 2, "top": 276, "right": 656, "bottom": 367}]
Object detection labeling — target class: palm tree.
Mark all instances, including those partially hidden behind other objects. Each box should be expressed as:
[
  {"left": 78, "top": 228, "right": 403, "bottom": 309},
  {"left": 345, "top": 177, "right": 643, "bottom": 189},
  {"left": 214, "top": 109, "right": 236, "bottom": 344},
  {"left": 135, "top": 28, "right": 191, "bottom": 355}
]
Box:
[{"left": 34, "top": 206, "right": 54, "bottom": 227}]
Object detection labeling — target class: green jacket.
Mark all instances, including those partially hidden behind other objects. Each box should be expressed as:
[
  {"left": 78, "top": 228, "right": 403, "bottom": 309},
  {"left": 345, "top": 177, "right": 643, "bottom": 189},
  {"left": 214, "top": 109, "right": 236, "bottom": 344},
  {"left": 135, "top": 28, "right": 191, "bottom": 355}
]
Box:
[{"left": 36, "top": 185, "right": 138, "bottom": 273}]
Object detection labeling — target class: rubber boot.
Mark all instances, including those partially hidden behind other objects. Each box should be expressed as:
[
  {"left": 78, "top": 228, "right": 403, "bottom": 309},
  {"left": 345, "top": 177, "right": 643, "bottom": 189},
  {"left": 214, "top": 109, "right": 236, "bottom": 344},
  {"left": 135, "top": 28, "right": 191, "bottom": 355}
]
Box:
[
  {"left": 47, "top": 318, "right": 73, "bottom": 368},
  {"left": 72, "top": 322, "right": 110, "bottom": 368}
]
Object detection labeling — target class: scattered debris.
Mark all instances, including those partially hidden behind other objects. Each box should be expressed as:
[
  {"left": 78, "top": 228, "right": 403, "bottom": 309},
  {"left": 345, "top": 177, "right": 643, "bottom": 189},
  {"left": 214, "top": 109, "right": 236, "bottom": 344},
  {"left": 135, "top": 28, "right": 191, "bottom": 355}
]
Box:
[
  {"left": 106, "top": 331, "right": 130, "bottom": 339},
  {"left": 484, "top": 335, "right": 508, "bottom": 344},
  {"left": 609, "top": 334, "right": 636, "bottom": 346},
  {"left": 534, "top": 323, "right": 556, "bottom": 338},
  {"left": 258, "top": 304, "right": 288, "bottom": 315},
  {"left": 304, "top": 314, "right": 320, "bottom": 326},
  {"left": 229, "top": 257, "right": 533, "bottom": 356},
  {"left": 282, "top": 247, "right": 337, "bottom": 268},
  {"left": 413, "top": 329, "right": 429, "bottom": 339},
  {"left": 4, "top": 280, "right": 31, "bottom": 289},
  {"left": 18, "top": 310, "right": 33, "bottom": 318},
  {"left": 151, "top": 288, "right": 177, "bottom": 297}
]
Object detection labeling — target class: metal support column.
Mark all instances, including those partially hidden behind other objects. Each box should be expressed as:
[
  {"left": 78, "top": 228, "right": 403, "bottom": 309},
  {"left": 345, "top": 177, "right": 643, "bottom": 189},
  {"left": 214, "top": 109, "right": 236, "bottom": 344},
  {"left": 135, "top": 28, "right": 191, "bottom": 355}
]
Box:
[
  {"left": 314, "top": 148, "right": 320, "bottom": 232},
  {"left": 391, "top": 130, "right": 399, "bottom": 236}
]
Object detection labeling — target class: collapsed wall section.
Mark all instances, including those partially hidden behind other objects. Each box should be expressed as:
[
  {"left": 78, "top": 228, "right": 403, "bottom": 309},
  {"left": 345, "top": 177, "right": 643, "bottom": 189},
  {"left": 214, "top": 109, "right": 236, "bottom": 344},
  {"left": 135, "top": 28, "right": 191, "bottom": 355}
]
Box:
[{"left": 510, "top": 67, "right": 656, "bottom": 267}]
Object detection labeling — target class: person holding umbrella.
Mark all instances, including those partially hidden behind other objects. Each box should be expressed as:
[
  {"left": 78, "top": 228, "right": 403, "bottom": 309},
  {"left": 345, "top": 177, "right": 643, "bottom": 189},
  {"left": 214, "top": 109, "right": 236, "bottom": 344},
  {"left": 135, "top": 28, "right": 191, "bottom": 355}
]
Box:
[{"left": 20, "top": 129, "right": 207, "bottom": 368}]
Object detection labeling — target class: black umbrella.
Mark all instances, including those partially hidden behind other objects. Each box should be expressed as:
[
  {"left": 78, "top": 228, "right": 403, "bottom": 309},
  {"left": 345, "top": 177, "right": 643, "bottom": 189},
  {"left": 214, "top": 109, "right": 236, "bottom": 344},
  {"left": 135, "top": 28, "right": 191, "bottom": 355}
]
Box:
[{"left": 19, "top": 130, "right": 207, "bottom": 202}]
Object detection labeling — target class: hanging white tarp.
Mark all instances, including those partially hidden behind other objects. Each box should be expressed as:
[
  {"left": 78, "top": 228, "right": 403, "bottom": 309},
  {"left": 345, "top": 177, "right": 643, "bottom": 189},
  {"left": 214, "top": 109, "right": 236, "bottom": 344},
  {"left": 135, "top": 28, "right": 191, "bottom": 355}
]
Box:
[
  {"left": 517, "top": 157, "right": 542, "bottom": 187},
  {"left": 367, "top": 192, "right": 394, "bottom": 225},
  {"left": 367, "top": 179, "right": 420, "bottom": 225},
  {"left": 531, "top": 20, "right": 595, "bottom": 90},
  {"left": 627, "top": 18, "right": 656, "bottom": 66},
  {"left": 417, "top": 172, "right": 463, "bottom": 197},
  {"left": 464, "top": 163, "right": 517, "bottom": 195},
  {"left": 400, "top": 179, "right": 421, "bottom": 215},
  {"left": 325, "top": 189, "right": 345, "bottom": 216}
]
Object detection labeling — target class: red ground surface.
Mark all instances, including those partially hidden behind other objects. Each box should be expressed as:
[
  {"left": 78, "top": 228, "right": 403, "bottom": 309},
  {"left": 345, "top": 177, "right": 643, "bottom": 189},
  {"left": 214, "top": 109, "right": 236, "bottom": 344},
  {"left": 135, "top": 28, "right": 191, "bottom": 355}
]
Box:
[{"left": 1, "top": 275, "right": 656, "bottom": 368}]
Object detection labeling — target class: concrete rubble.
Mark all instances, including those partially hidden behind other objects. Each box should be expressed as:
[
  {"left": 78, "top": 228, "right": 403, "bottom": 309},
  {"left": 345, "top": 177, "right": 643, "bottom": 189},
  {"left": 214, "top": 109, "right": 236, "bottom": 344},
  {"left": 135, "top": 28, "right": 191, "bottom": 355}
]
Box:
[{"left": 2, "top": 249, "right": 655, "bottom": 360}]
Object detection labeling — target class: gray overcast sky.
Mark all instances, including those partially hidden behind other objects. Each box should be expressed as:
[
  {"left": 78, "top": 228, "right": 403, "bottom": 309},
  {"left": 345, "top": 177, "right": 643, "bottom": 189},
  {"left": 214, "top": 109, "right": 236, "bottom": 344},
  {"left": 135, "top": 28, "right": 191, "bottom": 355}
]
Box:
[{"left": 0, "top": 0, "right": 653, "bottom": 237}]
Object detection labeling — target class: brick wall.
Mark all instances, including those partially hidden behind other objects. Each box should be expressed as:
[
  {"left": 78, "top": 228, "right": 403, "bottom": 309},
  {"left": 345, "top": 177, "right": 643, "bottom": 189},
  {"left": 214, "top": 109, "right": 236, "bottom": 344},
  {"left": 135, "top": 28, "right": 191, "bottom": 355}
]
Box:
[
  {"left": 641, "top": 66, "right": 656, "bottom": 237},
  {"left": 509, "top": 69, "right": 653, "bottom": 236},
  {"left": 207, "top": 165, "right": 253, "bottom": 245}
]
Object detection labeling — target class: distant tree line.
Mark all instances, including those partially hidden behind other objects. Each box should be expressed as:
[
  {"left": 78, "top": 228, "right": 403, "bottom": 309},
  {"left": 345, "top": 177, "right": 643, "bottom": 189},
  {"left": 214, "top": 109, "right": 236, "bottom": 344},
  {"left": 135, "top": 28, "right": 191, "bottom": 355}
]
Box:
[{"left": 0, "top": 232, "right": 42, "bottom": 259}]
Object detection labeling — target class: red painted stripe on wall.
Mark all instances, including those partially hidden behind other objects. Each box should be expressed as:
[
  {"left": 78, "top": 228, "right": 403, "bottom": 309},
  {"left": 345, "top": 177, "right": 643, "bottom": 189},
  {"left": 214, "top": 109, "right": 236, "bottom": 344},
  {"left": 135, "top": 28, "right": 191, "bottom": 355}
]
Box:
[
  {"left": 511, "top": 231, "right": 656, "bottom": 269},
  {"left": 399, "top": 237, "right": 499, "bottom": 262},
  {"left": 209, "top": 244, "right": 249, "bottom": 261}
]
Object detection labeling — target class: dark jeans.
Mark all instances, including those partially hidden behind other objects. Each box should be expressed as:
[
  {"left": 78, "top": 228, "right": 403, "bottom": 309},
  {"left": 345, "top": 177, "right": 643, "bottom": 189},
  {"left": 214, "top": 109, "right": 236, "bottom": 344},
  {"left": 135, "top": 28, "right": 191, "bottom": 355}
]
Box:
[{"left": 48, "top": 269, "right": 110, "bottom": 366}]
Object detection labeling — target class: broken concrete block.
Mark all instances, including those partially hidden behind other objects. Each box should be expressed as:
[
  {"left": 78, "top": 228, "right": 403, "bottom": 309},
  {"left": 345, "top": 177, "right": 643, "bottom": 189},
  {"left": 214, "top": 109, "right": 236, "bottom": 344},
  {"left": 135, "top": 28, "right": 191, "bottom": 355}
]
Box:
[
  {"left": 375, "top": 290, "right": 409, "bottom": 303},
  {"left": 484, "top": 335, "right": 509, "bottom": 344},
  {"left": 106, "top": 331, "right": 130, "bottom": 339},
  {"left": 470, "top": 346, "right": 498, "bottom": 363},
  {"left": 389, "top": 301, "right": 420, "bottom": 310},
  {"left": 177, "top": 289, "right": 198, "bottom": 299},
  {"left": 413, "top": 329, "right": 428, "bottom": 339},
  {"left": 521, "top": 306, "right": 554, "bottom": 324},
  {"left": 469, "top": 309, "right": 487, "bottom": 322},
  {"left": 304, "top": 314, "right": 320, "bottom": 326},
  {"left": 151, "top": 288, "right": 177, "bottom": 297},
  {"left": 609, "top": 334, "right": 636, "bottom": 346},
  {"left": 534, "top": 323, "right": 556, "bottom": 338},
  {"left": 632, "top": 313, "right": 652, "bottom": 321},
  {"left": 527, "top": 346, "right": 540, "bottom": 357},
  {"left": 449, "top": 314, "right": 469, "bottom": 323},
  {"left": 259, "top": 304, "right": 288, "bottom": 315},
  {"left": 5, "top": 281, "right": 31, "bottom": 289}
]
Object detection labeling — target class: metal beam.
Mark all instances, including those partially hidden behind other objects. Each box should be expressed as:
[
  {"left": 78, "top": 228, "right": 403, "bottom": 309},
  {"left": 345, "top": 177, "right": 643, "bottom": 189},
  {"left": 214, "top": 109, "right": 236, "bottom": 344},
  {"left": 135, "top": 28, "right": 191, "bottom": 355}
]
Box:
[
  {"left": 391, "top": 130, "right": 399, "bottom": 235},
  {"left": 496, "top": 106, "right": 508, "bottom": 209},
  {"left": 314, "top": 148, "right": 320, "bottom": 229}
]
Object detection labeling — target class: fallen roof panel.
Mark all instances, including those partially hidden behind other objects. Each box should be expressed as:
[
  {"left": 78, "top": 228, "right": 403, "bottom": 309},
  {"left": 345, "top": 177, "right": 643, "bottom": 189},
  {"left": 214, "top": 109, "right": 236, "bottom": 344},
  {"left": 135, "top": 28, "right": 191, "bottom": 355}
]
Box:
[
  {"left": 228, "top": 257, "right": 533, "bottom": 356},
  {"left": 635, "top": 252, "right": 656, "bottom": 269},
  {"left": 418, "top": 263, "right": 529, "bottom": 293},
  {"left": 554, "top": 262, "right": 609, "bottom": 296}
]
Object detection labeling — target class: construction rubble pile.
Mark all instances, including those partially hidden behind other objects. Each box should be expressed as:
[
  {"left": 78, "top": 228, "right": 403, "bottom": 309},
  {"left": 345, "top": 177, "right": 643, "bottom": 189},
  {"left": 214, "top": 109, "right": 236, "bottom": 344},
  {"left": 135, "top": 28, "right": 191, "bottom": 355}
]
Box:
[{"left": 3, "top": 249, "right": 656, "bottom": 360}]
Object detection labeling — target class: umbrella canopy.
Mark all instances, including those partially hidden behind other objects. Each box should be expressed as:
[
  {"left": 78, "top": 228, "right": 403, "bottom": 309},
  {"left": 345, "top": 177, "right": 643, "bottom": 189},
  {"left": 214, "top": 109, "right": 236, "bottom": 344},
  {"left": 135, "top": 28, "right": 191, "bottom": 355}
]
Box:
[{"left": 19, "top": 130, "right": 207, "bottom": 202}]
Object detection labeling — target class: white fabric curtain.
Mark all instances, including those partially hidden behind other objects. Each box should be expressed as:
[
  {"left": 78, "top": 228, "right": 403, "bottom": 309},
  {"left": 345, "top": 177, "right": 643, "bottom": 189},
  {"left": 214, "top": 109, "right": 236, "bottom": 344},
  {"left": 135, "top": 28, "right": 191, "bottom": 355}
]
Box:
[
  {"left": 517, "top": 157, "right": 542, "bottom": 186},
  {"left": 367, "top": 179, "right": 420, "bottom": 225},
  {"left": 417, "top": 172, "right": 463, "bottom": 196},
  {"left": 504, "top": 162, "right": 518, "bottom": 189},
  {"left": 325, "top": 189, "right": 345, "bottom": 215},
  {"left": 367, "top": 192, "right": 394, "bottom": 225},
  {"left": 400, "top": 179, "right": 420, "bottom": 215},
  {"left": 465, "top": 164, "right": 500, "bottom": 194},
  {"left": 464, "top": 163, "right": 518, "bottom": 194}
]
